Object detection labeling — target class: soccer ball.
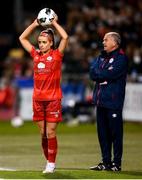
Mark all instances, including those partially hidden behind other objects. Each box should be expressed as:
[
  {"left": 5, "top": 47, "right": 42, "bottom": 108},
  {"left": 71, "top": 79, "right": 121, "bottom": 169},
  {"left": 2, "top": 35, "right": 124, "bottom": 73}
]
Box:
[
  {"left": 11, "top": 116, "right": 24, "bottom": 128},
  {"left": 37, "top": 8, "right": 57, "bottom": 27}
]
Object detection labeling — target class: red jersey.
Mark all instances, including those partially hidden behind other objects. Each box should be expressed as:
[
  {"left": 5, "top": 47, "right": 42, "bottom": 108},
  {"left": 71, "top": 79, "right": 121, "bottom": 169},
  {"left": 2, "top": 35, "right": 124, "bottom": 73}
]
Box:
[{"left": 30, "top": 47, "right": 63, "bottom": 101}]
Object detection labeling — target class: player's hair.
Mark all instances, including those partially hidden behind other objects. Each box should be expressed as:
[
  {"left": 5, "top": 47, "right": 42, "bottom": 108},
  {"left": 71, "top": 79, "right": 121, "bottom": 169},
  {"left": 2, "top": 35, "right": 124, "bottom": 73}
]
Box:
[
  {"left": 106, "top": 32, "right": 121, "bottom": 46},
  {"left": 39, "top": 28, "right": 55, "bottom": 49}
]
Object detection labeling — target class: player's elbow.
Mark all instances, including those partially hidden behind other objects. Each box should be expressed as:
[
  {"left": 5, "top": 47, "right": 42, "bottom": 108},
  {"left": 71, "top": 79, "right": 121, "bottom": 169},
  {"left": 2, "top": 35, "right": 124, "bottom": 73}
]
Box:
[
  {"left": 19, "top": 35, "right": 23, "bottom": 43},
  {"left": 63, "top": 34, "right": 69, "bottom": 41}
]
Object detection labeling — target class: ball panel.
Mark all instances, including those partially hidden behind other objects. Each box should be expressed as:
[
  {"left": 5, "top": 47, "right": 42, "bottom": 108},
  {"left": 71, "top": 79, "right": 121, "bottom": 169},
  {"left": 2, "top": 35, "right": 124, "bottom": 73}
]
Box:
[{"left": 37, "top": 8, "right": 57, "bottom": 27}]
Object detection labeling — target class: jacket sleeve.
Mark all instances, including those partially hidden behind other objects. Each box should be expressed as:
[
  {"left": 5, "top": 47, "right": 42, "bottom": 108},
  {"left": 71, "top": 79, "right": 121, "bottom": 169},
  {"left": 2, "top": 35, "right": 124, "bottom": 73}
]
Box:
[
  {"left": 89, "top": 57, "right": 103, "bottom": 82},
  {"left": 92, "top": 55, "right": 128, "bottom": 81}
]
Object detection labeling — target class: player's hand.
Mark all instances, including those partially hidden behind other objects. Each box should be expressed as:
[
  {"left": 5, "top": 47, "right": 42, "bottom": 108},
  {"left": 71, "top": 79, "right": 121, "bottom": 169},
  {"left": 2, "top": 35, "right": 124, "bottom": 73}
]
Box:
[
  {"left": 33, "top": 19, "right": 40, "bottom": 27},
  {"left": 51, "top": 14, "right": 58, "bottom": 24},
  {"left": 54, "top": 14, "right": 58, "bottom": 21}
]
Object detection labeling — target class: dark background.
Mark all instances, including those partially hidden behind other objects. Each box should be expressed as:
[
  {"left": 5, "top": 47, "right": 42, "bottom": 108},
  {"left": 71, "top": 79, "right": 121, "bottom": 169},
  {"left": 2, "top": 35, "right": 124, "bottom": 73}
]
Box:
[
  {"left": 0, "top": 0, "right": 67, "bottom": 33},
  {"left": 0, "top": 0, "right": 67, "bottom": 59}
]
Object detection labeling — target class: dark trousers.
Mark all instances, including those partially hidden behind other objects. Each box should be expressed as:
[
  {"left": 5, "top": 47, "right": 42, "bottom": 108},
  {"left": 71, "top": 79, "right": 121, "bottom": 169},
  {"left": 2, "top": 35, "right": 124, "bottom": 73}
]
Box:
[{"left": 96, "top": 106, "right": 123, "bottom": 166}]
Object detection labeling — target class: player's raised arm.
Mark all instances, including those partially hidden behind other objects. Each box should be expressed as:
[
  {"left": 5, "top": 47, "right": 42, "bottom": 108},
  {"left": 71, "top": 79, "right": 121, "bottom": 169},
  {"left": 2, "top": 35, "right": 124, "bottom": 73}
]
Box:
[
  {"left": 51, "top": 19, "right": 69, "bottom": 54},
  {"left": 37, "top": 8, "right": 68, "bottom": 54},
  {"left": 19, "top": 19, "right": 39, "bottom": 53}
]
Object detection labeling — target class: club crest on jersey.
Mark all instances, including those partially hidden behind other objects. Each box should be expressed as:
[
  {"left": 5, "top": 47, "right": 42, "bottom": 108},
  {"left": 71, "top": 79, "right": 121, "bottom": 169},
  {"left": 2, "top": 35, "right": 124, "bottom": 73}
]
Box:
[
  {"left": 109, "top": 58, "right": 114, "bottom": 63},
  {"left": 47, "top": 56, "right": 53, "bottom": 61},
  {"left": 37, "top": 62, "right": 45, "bottom": 69}
]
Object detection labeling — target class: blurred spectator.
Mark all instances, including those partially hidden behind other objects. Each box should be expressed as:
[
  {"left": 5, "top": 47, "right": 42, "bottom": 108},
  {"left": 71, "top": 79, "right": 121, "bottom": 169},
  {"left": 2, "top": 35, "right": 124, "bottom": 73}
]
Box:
[
  {"left": 0, "top": 77, "right": 14, "bottom": 108},
  {"left": 0, "top": 76, "right": 15, "bottom": 121}
]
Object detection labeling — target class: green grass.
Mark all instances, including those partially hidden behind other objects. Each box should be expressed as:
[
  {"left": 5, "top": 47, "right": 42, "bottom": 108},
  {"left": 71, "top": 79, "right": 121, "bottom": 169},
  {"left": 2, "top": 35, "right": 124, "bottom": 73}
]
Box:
[{"left": 0, "top": 121, "right": 142, "bottom": 179}]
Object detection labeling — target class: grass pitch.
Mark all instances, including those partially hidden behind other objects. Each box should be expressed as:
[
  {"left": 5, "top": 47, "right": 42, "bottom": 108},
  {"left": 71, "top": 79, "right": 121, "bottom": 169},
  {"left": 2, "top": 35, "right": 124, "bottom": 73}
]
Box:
[{"left": 0, "top": 120, "right": 142, "bottom": 179}]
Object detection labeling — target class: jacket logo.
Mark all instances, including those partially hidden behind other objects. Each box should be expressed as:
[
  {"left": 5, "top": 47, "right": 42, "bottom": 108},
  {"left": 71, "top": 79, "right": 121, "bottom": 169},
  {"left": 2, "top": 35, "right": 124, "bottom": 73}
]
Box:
[
  {"left": 109, "top": 58, "right": 114, "bottom": 63},
  {"left": 108, "top": 65, "right": 113, "bottom": 70}
]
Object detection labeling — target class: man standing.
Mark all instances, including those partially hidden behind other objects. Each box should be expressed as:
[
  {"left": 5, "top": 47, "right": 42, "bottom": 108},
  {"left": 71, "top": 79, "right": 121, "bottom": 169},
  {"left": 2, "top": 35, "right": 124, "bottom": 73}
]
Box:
[{"left": 89, "top": 32, "right": 128, "bottom": 171}]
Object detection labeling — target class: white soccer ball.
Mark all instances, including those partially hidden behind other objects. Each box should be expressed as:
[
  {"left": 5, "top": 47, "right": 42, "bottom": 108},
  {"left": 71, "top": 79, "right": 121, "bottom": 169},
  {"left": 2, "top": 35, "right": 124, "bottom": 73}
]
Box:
[
  {"left": 37, "top": 8, "right": 57, "bottom": 27},
  {"left": 11, "top": 116, "right": 24, "bottom": 128}
]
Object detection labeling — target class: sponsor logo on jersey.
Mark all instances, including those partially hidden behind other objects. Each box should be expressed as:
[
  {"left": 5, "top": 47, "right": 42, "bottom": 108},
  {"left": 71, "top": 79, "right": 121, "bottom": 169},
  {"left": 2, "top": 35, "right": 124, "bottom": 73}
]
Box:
[
  {"left": 47, "top": 56, "right": 53, "bottom": 61},
  {"left": 35, "top": 62, "right": 51, "bottom": 73},
  {"left": 37, "top": 62, "right": 45, "bottom": 69}
]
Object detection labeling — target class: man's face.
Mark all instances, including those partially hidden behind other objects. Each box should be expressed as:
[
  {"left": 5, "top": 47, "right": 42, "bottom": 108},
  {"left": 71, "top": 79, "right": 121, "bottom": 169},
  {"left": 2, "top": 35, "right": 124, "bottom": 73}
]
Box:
[{"left": 103, "top": 34, "right": 117, "bottom": 53}]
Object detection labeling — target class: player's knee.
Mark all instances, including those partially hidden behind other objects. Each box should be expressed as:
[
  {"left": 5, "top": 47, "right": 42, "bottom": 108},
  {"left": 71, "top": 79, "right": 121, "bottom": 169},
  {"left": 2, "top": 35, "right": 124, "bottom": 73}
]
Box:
[
  {"left": 47, "top": 128, "right": 56, "bottom": 138},
  {"left": 39, "top": 128, "right": 45, "bottom": 136}
]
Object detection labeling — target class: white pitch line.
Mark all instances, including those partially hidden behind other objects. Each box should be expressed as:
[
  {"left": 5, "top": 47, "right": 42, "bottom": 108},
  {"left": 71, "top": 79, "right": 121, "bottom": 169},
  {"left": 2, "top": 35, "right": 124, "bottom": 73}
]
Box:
[{"left": 0, "top": 167, "right": 16, "bottom": 171}]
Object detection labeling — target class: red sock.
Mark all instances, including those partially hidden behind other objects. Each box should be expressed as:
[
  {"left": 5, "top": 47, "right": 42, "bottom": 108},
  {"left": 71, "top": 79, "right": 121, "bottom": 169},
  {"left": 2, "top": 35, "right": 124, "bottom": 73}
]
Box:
[
  {"left": 48, "top": 137, "right": 57, "bottom": 163},
  {"left": 42, "top": 136, "right": 48, "bottom": 160}
]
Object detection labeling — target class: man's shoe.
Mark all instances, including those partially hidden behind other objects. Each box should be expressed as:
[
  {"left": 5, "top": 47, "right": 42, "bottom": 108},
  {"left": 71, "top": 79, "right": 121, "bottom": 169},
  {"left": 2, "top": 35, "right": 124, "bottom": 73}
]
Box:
[
  {"left": 42, "top": 162, "right": 55, "bottom": 173},
  {"left": 111, "top": 163, "right": 121, "bottom": 171},
  {"left": 90, "top": 162, "right": 111, "bottom": 171}
]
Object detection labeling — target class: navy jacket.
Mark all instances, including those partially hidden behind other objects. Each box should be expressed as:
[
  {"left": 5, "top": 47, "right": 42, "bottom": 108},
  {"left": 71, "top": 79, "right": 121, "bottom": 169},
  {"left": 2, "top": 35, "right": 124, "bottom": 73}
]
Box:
[{"left": 89, "top": 48, "right": 128, "bottom": 110}]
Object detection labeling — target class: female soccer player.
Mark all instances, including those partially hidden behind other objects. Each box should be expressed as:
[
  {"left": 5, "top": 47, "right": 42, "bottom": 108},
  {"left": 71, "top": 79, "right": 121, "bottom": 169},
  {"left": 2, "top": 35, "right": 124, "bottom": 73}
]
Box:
[{"left": 19, "top": 16, "right": 68, "bottom": 173}]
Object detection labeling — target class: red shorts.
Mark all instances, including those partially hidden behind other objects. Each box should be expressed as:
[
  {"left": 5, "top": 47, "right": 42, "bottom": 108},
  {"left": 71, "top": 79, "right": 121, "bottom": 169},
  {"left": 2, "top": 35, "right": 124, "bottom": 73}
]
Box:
[{"left": 33, "top": 99, "right": 62, "bottom": 122}]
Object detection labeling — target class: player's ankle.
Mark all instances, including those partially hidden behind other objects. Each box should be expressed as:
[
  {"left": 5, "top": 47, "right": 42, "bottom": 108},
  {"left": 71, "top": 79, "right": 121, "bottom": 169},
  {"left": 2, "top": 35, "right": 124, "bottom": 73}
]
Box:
[{"left": 42, "top": 162, "right": 55, "bottom": 173}]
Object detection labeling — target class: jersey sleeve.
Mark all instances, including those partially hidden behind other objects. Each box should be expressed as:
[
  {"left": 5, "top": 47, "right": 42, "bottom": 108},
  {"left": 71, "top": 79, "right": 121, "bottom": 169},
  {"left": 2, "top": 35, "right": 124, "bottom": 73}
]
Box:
[
  {"left": 53, "top": 49, "right": 63, "bottom": 61},
  {"left": 30, "top": 46, "right": 38, "bottom": 58}
]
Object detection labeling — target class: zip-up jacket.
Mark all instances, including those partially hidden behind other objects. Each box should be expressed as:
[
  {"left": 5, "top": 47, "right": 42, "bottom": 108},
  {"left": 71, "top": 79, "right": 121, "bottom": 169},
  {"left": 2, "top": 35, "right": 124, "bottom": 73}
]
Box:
[{"left": 89, "top": 48, "right": 128, "bottom": 110}]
